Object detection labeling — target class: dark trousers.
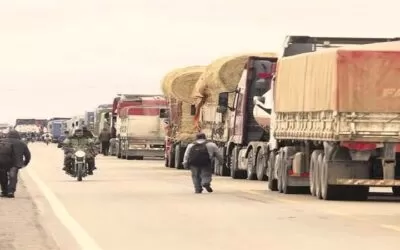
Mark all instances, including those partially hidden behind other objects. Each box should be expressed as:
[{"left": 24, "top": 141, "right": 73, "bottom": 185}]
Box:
[
  {"left": 190, "top": 166, "right": 213, "bottom": 192},
  {"left": 101, "top": 141, "right": 110, "bottom": 156},
  {"left": 0, "top": 167, "right": 19, "bottom": 194},
  {"left": 0, "top": 169, "right": 8, "bottom": 194}
]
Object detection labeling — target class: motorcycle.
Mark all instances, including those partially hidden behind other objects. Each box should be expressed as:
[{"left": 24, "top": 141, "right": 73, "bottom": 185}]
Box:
[{"left": 72, "top": 149, "right": 88, "bottom": 181}]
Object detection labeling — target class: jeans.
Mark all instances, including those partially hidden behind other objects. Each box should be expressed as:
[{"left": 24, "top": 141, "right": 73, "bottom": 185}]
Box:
[
  {"left": 0, "top": 167, "right": 19, "bottom": 194},
  {"left": 101, "top": 141, "right": 110, "bottom": 156},
  {"left": 8, "top": 167, "right": 19, "bottom": 193},
  {"left": 190, "top": 165, "right": 212, "bottom": 192}
]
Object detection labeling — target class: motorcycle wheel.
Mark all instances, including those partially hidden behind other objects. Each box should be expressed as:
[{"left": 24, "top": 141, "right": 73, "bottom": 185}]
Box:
[{"left": 77, "top": 163, "right": 83, "bottom": 181}]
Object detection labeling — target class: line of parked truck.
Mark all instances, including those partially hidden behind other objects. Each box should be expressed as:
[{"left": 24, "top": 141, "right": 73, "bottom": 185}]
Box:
[
  {"left": 161, "top": 35, "right": 400, "bottom": 201},
  {"left": 10, "top": 35, "right": 400, "bottom": 201}
]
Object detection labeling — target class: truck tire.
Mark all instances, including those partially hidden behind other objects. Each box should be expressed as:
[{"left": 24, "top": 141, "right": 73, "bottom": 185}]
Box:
[
  {"left": 230, "top": 146, "right": 245, "bottom": 179},
  {"left": 280, "top": 150, "right": 294, "bottom": 194},
  {"left": 315, "top": 153, "right": 324, "bottom": 199},
  {"left": 220, "top": 146, "right": 230, "bottom": 176},
  {"left": 168, "top": 146, "right": 175, "bottom": 168},
  {"left": 320, "top": 155, "right": 340, "bottom": 200},
  {"left": 392, "top": 187, "right": 400, "bottom": 196},
  {"left": 246, "top": 149, "right": 257, "bottom": 180},
  {"left": 275, "top": 153, "right": 283, "bottom": 192},
  {"left": 309, "top": 150, "right": 323, "bottom": 196},
  {"left": 175, "top": 144, "right": 183, "bottom": 169},
  {"left": 256, "top": 148, "right": 267, "bottom": 181},
  {"left": 267, "top": 152, "right": 277, "bottom": 191},
  {"left": 213, "top": 158, "right": 220, "bottom": 175},
  {"left": 116, "top": 142, "right": 122, "bottom": 158}
]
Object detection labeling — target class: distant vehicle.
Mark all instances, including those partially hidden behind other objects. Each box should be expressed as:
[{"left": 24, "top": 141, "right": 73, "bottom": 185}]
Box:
[{"left": 115, "top": 95, "right": 168, "bottom": 160}]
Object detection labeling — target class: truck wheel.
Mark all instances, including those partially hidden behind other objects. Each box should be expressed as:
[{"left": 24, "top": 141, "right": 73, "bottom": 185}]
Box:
[
  {"left": 309, "top": 150, "right": 323, "bottom": 196},
  {"left": 275, "top": 153, "right": 283, "bottom": 193},
  {"left": 281, "top": 151, "right": 294, "bottom": 194},
  {"left": 315, "top": 154, "right": 324, "bottom": 199},
  {"left": 168, "top": 146, "right": 175, "bottom": 168},
  {"left": 213, "top": 158, "right": 220, "bottom": 175},
  {"left": 247, "top": 149, "right": 257, "bottom": 180},
  {"left": 320, "top": 155, "right": 340, "bottom": 200},
  {"left": 267, "top": 152, "right": 277, "bottom": 191},
  {"left": 230, "top": 146, "right": 245, "bottom": 179},
  {"left": 393, "top": 187, "right": 400, "bottom": 196},
  {"left": 175, "top": 144, "right": 183, "bottom": 169},
  {"left": 116, "top": 143, "right": 122, "bottom": 158},
  {"left": 256, "top": 149, "right": 267, "bottom": 181},
  {"left": 220, "top": 147, "right": 230, "bottom": 176}
]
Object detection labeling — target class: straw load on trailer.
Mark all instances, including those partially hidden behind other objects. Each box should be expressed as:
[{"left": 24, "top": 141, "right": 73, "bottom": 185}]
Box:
[
  {"left": 192, "top": 52, "right": 277, "bottom": 104},
  {"left": 161, "top": 66, "right": 205, "bottom": 141},
  {"left": 192, "top": 52, "right": 277, "bottom": 140},
  {"left": 274, "top": 41, "right": 400, "bottom": 142}
]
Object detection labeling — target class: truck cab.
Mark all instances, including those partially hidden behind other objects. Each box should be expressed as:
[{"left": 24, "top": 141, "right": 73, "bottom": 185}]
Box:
[{"left": 216, "top": 56, "right": 278, "bottom": 179}]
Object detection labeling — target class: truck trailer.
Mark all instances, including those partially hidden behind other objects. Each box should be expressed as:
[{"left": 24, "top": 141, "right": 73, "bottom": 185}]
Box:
[
  {"left": 216, "top": 36, "right": 400, "bottom": 201},
  {"left": 116, "top": 95, "right": 168, "bottom": 160},
  {"left": 47, "top": 117, "right": 70, "bottom": 142}
]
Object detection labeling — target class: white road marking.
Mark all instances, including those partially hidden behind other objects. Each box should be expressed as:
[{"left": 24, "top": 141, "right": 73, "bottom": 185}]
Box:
[{"left": 23, "top": 168, "right": 103, "bottom": 250}]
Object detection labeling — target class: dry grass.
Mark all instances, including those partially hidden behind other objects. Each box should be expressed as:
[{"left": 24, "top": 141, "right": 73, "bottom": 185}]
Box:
[
  {"left": 161, "top": 66, "right": 205, "bottom": 103},
  {"left": 192, "top": 52, "right": 277, "bottom": 103}
]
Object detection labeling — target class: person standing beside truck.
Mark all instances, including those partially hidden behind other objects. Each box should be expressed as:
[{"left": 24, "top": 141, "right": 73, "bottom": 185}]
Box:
[
  {"left": 98, "top": 128, "right": 111, "bottom": 156},
  {"left": 183, "top": 133, "right": 223, "bottom": 194}
]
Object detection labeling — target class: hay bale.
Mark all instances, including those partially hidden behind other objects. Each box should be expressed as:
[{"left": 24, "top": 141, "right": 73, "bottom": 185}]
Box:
[
  {"left": 192, "top": 52, "right": 277, "bottom": 102},
  {"left": 174, "top": 102, "right": 197, "bottom": 141},
  {"left": 161, "top": 66, "right": 205, "bottom": 103},
  {"left": 161, "top": 68, "right": 183, "bottom": 96}
]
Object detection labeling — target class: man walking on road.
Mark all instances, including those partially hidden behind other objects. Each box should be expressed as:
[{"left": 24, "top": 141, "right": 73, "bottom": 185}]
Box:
[
  {"left": 98, "top": 128, "right": 111, "bottom": 156},
  {"left": 183, "top": 133, "right": 223, "bottom": 194},
  {"left": 0, "top": 130, "right": 31, "bottom": 198}
]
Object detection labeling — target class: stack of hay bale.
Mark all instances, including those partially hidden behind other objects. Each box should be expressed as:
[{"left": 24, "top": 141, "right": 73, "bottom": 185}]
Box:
[
  {"left": 161, "top": 66, "right": 205, "bottom": 141},
  {"left": 192, "top": 52, "right": 277, "bottom": 140}
]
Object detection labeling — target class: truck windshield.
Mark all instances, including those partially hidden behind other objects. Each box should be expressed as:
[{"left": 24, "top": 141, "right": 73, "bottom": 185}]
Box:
[{"left": 283, "top": 36, "right": 400, "bottom": 57}]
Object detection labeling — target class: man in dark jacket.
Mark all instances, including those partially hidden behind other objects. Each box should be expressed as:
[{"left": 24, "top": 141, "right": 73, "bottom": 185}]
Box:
[
  {"left": 183, "top": 133, "right": 223, "bottom": 194},
  {"left": 98, "top": 128, "right": 111, "bottom": 156},
  {"left": 0, "top": 130, "right": 31, "bottom": 198}
]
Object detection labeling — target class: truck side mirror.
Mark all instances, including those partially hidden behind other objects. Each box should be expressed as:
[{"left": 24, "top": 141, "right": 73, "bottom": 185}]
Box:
[
  {"left": 217, "top": 92, "right": 229, "bottom": 113},
  {"left": 218, "top": 92, "right": 229, "bottom": 107},
  {"left": 190, "top": 105, "right": 196, "bottom": 116}
]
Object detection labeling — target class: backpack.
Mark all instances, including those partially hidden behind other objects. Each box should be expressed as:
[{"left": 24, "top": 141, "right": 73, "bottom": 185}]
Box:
[
  {"left": 0, "top": 140, "right": 14, "bottom": 169},
  {"left": 188, "top": 141, "right": 211, "bottom": 167}
]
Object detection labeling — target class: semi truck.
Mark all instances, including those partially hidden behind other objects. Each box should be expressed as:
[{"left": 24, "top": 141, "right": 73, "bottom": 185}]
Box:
[
  {"left": 47, "top": 117, "right": 70, "bottom": 142},
  {"left": 164, "top": 96, "right": 197, "bottom": 169},
  {"left": 215, "top": 36, "right": 400, "bottom": 201},
  {"left": 116, "top": 95, "right": 168, "bottom": 160},
  {"left": 14, "top": 119, "right": 41, "bottom": 135},
  {"left": 162, "top": 66, "right": 205, "bottom": 169}
]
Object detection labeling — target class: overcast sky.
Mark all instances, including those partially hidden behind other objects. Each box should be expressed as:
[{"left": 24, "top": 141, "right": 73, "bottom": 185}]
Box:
[{"left": 0, "top": 0, "right": 398, "bottom": 124}]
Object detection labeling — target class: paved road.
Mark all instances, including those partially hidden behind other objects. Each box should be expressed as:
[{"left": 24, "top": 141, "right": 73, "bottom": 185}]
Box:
[{"left": 16, "top": 143, "right": 400, "bottom": 250}]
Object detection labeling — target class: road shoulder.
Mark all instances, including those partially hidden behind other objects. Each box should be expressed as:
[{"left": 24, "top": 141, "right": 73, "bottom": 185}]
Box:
[{"left": 20, "top": 169, "right": 82, "bottom": 250}]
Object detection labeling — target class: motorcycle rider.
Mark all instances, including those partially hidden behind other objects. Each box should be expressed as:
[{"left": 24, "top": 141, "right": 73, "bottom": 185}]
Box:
[{"left": 62, "top": 128, "right": 97, "bottom": 175}]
